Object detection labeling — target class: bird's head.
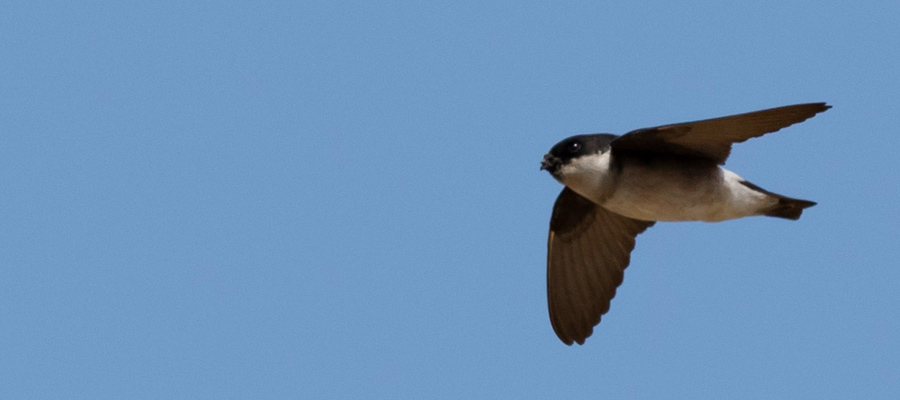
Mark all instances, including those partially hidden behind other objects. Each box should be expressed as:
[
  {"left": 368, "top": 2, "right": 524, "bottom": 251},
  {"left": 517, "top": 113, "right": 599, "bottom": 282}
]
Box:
[{"left": 541, "top": 134, "right": 617, "bottom": 187}]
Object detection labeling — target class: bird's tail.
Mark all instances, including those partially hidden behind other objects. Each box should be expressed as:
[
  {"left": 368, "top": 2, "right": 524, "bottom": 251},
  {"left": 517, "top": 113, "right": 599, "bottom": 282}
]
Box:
[
  {"left": 740, "top": 180, "right": 816, "bottom": 220},
  {"left": 763, "top": 196, "right": 817, "bottom": 220}
]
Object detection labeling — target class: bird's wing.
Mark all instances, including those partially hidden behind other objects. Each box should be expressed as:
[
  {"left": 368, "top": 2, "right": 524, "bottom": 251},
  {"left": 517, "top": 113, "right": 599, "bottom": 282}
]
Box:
[
  {"left": 547, "top": 187, "right": 654, "bottom": 345},
  {"left": 610, "top": 103, "right": 830, "bottom": 164}
]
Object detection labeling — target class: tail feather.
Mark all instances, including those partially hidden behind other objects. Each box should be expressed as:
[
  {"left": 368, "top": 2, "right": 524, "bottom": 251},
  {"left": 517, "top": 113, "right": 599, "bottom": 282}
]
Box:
[
  {"left": 740, "top": 180, "right": 816, "bottom": 220},
  {"left": 763, "top": 197, "right": 817, "bottom": 220}
]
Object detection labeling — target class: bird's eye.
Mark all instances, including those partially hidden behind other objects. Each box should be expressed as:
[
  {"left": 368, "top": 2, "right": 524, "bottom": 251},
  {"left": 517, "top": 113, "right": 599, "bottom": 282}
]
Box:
[{"left": 567, "top": 142, "right": 581, "bottom": 153}]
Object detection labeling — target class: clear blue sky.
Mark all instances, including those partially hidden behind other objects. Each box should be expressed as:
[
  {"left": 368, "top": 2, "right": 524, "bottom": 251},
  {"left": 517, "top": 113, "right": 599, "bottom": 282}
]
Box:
[{"left": 1, "top": 1, "right": 898, "bottom": 398}]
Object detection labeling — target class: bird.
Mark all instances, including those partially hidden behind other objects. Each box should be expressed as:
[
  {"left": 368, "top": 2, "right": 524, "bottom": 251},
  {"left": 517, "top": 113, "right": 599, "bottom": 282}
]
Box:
[{"left": 540, "top": 102, "right": 830, "bottom": 345}]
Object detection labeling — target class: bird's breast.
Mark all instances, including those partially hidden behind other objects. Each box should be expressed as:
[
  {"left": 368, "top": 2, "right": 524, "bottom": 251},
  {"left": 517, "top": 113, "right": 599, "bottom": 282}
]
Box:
[
  {"left": 594, "top": 155, "right": 770, "bottom": 222},
  {"left": 557, "top": 151, "right": 618, "bottom": 203}
]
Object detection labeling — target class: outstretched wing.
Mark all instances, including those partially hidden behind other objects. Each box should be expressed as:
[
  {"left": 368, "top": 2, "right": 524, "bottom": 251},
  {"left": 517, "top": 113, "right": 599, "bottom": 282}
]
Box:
[
  {"left": 547, "top": 188, "right": 654, "bottom": 345},
  {"left": 611, "top": 103, "right": 830, "bottom": 164}
]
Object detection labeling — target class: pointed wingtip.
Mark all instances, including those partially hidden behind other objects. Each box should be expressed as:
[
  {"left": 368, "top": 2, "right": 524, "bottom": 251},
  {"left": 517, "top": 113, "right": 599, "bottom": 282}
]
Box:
[
  {"left": 813, "top": 102, "right": 832, "bottom": 113},
  {"left": 803, "top": 102, "right": 831, "bottom": 112},
  {"left": 795, "top": 102, "right": 831, "bottom": 112},
  {"left": 793, "top": 102, "right": 831, "bottom": 121}
]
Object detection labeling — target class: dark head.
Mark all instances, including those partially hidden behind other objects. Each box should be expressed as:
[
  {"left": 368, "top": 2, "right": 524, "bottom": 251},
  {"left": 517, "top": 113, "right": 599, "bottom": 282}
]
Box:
[{"left": 541, "top": 134, "right": 618, "bottom": 177}]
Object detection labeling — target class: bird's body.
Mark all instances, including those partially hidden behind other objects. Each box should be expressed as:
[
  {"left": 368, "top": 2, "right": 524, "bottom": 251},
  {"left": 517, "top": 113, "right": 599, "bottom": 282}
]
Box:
[
  {"left": 541, "top": 103, "right": 829, "bottom": 345},
  {"left": 560, "top": 146, "right": 774, "bottom": 222},
  {"left": 607, "top": 160, "right": 765, "bottom": 222}
]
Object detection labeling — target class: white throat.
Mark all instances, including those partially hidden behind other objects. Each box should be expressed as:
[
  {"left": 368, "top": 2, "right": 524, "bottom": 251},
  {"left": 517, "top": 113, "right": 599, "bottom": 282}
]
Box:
[{"left": 557, "top": 151, "right": 613, "bottom": 203}]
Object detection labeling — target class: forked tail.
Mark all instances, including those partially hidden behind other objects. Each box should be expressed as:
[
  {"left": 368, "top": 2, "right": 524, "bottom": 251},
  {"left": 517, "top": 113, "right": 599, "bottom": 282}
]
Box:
[
  {"left": 740, "top": 180, "right": 817, "bottom": 220},
  {"left": 763, "top": 196, "right": 817, "bottom": 220}
]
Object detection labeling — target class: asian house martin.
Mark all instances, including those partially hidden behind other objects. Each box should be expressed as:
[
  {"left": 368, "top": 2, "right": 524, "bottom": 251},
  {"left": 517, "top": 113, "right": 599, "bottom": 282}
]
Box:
[{"left": 541, "top": 103, "right": 830, "bottom": 345}]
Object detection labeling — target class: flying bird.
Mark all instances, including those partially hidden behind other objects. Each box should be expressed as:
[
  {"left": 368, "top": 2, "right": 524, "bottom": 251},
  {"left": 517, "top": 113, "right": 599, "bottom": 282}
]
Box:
[{"left": 540, "top": 103, "right": 830, "bottom": 345}]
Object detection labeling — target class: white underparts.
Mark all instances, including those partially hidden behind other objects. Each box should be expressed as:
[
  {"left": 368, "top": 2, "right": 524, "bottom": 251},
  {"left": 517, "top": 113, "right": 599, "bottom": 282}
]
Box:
[
  {"left": 556, "top": 152, "right": 613, "bottom": 199},
  {"left": 559, "top": 152, "right": 777, "bottom": 222}
]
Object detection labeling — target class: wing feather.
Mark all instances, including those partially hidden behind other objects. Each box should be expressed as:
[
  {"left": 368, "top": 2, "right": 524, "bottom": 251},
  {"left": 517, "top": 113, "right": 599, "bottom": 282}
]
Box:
[
  {"left": 611, "top": 103, "right": 830, "bottom": 164},
  {"left": 547, "top": 188, "right": 654, "bottom": 345}
]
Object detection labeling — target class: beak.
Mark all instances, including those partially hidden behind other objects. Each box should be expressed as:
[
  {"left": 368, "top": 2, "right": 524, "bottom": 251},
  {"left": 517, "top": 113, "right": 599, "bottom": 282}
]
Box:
[{"left": 540, "top": 154, "right": 559, "bottom": 172}]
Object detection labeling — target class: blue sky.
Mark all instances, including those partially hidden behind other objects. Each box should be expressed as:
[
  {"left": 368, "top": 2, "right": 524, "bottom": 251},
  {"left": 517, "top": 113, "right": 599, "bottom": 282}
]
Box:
[{"left": 1, "top": 1, "right": 898, "bottom": 398}]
